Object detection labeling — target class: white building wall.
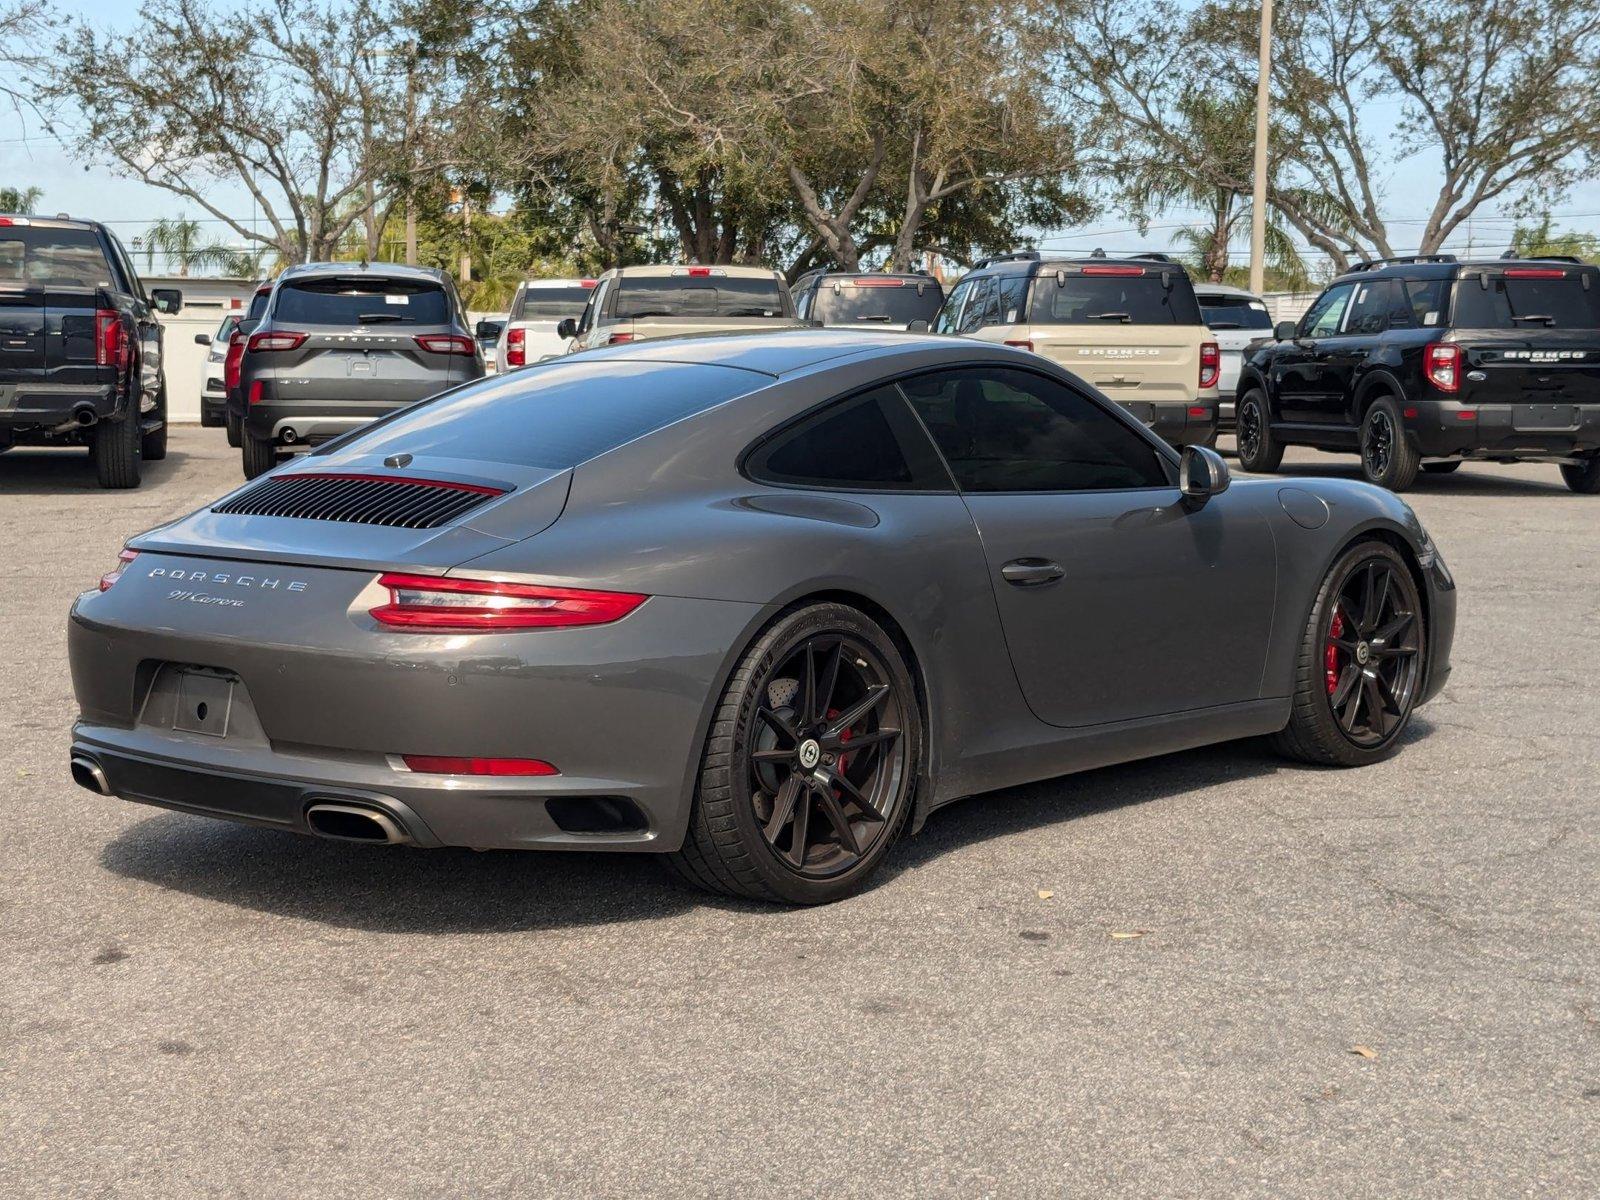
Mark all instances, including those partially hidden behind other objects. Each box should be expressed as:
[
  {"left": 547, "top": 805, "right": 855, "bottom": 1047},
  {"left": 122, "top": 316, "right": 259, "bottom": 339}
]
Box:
[{"left": 148, "top": 276, "right": 256, "bottom": 422}]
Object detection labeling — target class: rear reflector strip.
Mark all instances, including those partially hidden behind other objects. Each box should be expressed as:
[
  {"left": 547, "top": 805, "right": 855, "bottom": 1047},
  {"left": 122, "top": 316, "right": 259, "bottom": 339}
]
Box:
[
  {"left": 212, "top": 473, "right": 506, "bottom": 529},
  {"left": 401, "top": 755, "right": 559, "bottom": 776}
]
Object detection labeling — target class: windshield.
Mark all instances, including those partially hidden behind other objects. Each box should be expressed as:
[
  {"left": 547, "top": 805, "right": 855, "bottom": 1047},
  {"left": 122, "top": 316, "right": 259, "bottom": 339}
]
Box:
[
  {"left": 1029, "top": 274, "right": 1200, "bottom": 324},
  {"left": 1452, "top": 273, "right": 1600, "bottom": 330},
  {"left": 811, "top": 280, "right": 943, "bottom": 325},
  {"left": 274, "top": 277, "right": 451, "bottom": 326},
  {"left": 0, "top": 226, "right": 114, "bottom": 290},
  {"left": 1197, "top": 296, "right": 1272, "bottom": 331},
  {"left": 331, "top": 360, "right": 762, "bottom": 470},
  {"left": 613, "top": 274, "right": 787, "bottom": 319},
  {"left": 512, "top": 286, "right": 594, "bottom": 320}
]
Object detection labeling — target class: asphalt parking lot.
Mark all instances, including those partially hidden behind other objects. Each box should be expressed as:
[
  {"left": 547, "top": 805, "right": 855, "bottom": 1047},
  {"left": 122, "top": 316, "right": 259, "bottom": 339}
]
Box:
[{"left": 2, "top": 428, "right": 1596, "bottom": 1198}]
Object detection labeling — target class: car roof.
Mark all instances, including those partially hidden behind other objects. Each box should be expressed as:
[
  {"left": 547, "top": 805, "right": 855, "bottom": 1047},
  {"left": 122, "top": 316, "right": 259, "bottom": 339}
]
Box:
[
  {"left": 608, "top": 264, "right": 781, "bottom": 280},
  {"left": 1333, "top": 254, "right": 1600, "bottom": 283},
  {"left": 1192, "top": 282, "right": 1262, "bottom": 299},
  {"left": 0, "top": 214, "right": 104, "bottom": 232},
  {"left": 519, "top": 277, "right": 598, "bottom": 289},
  {"left": 967, "top": 250, "right": 1192, "bottom": 278},
  {"left": 568, "top": 327, "right": 957, "bottom": 377},
  {"left": 280, "top": 261, "right": 450, "bottom": 284},
  {"left": 802, "top": 270, "right": 940, "bottom": 285}
]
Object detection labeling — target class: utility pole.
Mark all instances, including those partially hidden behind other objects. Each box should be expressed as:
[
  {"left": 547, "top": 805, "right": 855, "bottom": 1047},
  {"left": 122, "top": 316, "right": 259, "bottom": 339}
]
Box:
[
  {"left": 404, "top": 41, "right": 418, "bottom": 266},
  {"left": 1248, "top": 0, "right": 1274, "bottom": 295}
]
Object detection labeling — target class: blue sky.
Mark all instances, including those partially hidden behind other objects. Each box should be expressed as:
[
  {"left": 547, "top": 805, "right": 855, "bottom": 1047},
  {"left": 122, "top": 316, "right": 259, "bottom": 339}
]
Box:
[{"left": 6, "top": 0, "right": 1597, "bottom": 270}]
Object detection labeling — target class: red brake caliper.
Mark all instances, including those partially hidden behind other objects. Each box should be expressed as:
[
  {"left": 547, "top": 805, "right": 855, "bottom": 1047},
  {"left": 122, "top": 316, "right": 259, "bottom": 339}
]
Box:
[
  {"left": 827, "top": 707, "right": 853, "bottom": 777},
  {"left": 1325, "top": 607, "right": 1344, "bottom": 695}
]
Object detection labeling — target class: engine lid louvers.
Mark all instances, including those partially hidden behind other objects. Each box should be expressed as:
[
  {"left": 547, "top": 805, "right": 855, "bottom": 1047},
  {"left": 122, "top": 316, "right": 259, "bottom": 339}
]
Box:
[{"left": 211, "top": 472, "right": 506, "bottom": 529}]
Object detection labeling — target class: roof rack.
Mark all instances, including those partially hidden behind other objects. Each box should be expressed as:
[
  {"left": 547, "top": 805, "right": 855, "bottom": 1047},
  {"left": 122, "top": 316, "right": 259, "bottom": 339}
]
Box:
[
  {"left": 1497, "top": 251, "right": 1586, "bottom": 264},
  {"left": 1129, "top": 251, "right": 1176, "bottom": 263},
  {"left": 972, "top": 249, "right": 1041, "bottom": 269},
  {"left": 1345, "top": 254, "right": 1458, "bottom": 273}
]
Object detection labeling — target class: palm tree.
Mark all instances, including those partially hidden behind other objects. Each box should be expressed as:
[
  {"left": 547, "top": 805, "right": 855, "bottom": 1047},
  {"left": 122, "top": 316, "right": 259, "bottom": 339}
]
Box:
[
  {"left": 0, "top": 186, "right": 43, "bottom": 215},
  {"left": 141, "top": 216, "right": 235, "bottom": 276}
]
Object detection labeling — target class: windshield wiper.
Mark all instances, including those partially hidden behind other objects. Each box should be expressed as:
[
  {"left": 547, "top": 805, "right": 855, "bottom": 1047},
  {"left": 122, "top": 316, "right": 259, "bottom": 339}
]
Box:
[
  {"left": 618, "top": 309, "right": 674, "bottom": 319},
  {"left": 357, "top": 312, "right": 408, "bottom": 324},
  {"left": 1510, "top": 314, "right": 1556, "bottom": 326},
  {"left": 1090, "top": 312, "right": 1132, "bottom": 322},
  {"left": 853, "top": 314, "right": 894, "bottom": 323},
  {"left": 722, "top": 307, "right": 778, "bottom": 317},
  {"left": 1207, "top": 321, "right": 1242, "bottom": 329}
]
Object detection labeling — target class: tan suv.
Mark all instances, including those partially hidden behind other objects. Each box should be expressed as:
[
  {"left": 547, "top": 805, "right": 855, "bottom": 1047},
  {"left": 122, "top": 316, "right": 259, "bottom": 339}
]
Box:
[
  {"left": 560, "top": 264, "right": 800, "bottom": 351},
  {"left": 936, "top": 251, "right": 1220, "bottom": 446}
]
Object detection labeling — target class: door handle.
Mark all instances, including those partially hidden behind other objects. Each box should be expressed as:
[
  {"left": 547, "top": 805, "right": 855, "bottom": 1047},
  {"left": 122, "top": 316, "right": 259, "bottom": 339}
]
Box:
[{"left": 1001, "top": 558, "right": 1064, "bottom": 587}]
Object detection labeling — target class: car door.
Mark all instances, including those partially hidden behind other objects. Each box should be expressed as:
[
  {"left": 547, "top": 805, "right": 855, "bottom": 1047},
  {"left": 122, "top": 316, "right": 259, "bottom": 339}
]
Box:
[
  {"left": 1309, "top": 279, "right": 1393, "bottom": 425},
  {"left": 898, "top": 365, "right": 1277, "bottom": 729},
  {"left": 933, "top": 278, "right": 974, "bottom": 335},
  {"left": 1273, "top": 282, "right": 1356, "bottom": 422}
]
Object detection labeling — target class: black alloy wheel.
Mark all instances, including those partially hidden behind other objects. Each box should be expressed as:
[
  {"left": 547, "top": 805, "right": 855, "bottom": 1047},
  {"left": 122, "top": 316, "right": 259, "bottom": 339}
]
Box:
[
  {"left": 1360, "top": 397, "right": 1420, "bottom": 491},
  {"left": 668, "top": 603, "right": 920, "bottom": 904},
  {"left": 1235, "top": 390, "right": 1282, "bottom": 473}
]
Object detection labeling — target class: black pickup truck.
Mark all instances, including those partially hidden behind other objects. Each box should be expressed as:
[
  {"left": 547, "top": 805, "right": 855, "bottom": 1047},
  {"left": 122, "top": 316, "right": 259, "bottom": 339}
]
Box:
[
  {"left": 1236, "top": 253, "right": 1600, "bottom": 492},
  {"left": 0, "top": 215, "right": 181, "bottom": 487}
]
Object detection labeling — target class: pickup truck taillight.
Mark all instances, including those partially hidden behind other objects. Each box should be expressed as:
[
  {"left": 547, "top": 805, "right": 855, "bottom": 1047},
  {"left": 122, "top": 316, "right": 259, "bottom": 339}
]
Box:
[
  {"left": 1198, "top": 341, "right": 1220, "bottom": 390},
  {"left": 1424, "top": 343, "right": 1461, "bottom": 394},
  {"left": 247, "top": 331, "right": 308, "bottom": 352},
  {"left": 94, "top": 309, "right": 129, "bottom": 370},
  {"left": 607, "top": 333, "right": 636, "bottom": 345},
  {"left": 505, "top": 326, "right": 526, "bottom": 367},
  {"left": 224, "top": 333, "right": 245, "bottom": 390}
]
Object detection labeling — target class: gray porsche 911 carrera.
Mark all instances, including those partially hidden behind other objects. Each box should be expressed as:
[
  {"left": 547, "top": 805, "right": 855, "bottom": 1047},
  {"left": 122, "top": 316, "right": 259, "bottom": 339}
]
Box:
[{"left": 68, "top": 330, "right": 1456, "bottom": 904}]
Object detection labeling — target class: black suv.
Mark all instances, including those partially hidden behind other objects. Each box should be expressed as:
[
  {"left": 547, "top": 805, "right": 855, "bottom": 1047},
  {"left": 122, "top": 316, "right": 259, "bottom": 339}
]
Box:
[
  {"left": 790, "top": 270, "right": 944, "bottom": 329},
  {"left": 1237, "top": 254, "right": 1600, "bottom": 492},
  {"left": 0, "top": 214, "right": 181, "bottom": 487},
  {"left": 233, "top": 262, "right": 482, "bottom": 478}
]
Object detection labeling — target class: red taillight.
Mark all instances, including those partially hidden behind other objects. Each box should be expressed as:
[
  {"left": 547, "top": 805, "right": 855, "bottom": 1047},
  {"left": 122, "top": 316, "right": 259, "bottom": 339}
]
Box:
[
  {"left": 580, "top": 279, "right": 597, "bottom": 288},
  {"left": 224, "top": 333, "right": 245, "bottom": 389},
  {"left": 505, "top": 326, "right": 526, "bottom": 367},
  {"left": 247, "top": 330, "right": 308, "bottom": 352},
  {"left": 1424, "top": 343, "right": 1461, "bottom": 393},
  {"left": 0, "top": 216, "right": 29, "bottom": 227},
  {"left": 1082, "top": 265, "right": 1143, "bottom": 276},
  {"left": 413, "top": 333, "right": 476, "bottom": 356},
  {"left": 401, "top": 755, "right": 559, "bottom": 777},
  {"left": 95, "top": 308, "right": 128, "bottom": 370},
  {"left": 686, "top": 266, "right": 712, "bottom": 277},
  {"left": 370, "top": 573, "right": 648, "bottom": 631},
  {"left": 1456, "top": 410, "right": 1477, "bottom": 421},
  {"left": 98, "top": 548, "right": 138, "bottom": 592},
  {"left": 851, "top": 277, "right": 905, "bottom": 287},
  {"left": 248, "top": 379, "right": 265, "bottom": 405},
  {"left": 1004, "top": 339, "right": 1035, "bottom": 352},
  {"left": 607, "top": 332, "right": 636, "bottom": 345},
  {"left": 1503, "top": 268, "right": 1566, "bottom": 279},
  {"left": 1188, "top": 405, "right": 1210, "bottom": 418},
  {"left": 1199, "top": 341, "right": 1221, "bottom": 389},
  {"left": 1402, "top": 407, "right": 1419, "bottom": 419}
]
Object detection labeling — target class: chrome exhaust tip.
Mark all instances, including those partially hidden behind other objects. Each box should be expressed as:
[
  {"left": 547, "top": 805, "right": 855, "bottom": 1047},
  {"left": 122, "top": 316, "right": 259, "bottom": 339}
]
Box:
[
  {"left": 73, "top": 404, "right": 98, "bottom": 427},
  {"left": 304, "top": 802, "right": 409, "bottom": 845},
  {"left": 70, "top": 754, "right": 111, "bottom": 795}
]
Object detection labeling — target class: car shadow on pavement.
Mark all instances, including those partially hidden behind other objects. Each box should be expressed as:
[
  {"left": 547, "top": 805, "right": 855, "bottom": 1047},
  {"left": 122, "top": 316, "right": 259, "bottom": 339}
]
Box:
[
  {"left": 0, "top": 447, "right": 193, "bottom": 495},
  {"left": 97, "top": 719, "right": 1435, "bottom": 930}
]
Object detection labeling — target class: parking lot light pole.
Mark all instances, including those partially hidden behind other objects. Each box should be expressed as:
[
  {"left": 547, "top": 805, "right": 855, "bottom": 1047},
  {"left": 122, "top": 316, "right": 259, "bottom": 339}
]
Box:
[{"left": 1249, "top": 0, "right": 1273, "bottom": 295}]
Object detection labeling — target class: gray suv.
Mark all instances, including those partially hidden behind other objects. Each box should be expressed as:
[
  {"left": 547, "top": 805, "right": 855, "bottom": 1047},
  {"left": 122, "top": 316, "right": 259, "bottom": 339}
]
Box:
[{"left": 235, "top": 262, "right": 482, "bottom": 478}]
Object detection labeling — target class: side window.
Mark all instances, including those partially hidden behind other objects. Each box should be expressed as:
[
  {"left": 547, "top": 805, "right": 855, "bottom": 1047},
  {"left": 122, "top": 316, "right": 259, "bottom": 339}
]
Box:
[
  {"left": 1406, "top": 278, "right": 1449, "bottom": 327},
  {"left": 746, "top": 386, "right": 944, "bottom": 490},
  {"left": 958, "top": 277, "right": 994, "bottom": 333},
  {"left": 1300, "top": 283, "right": 1356, "bottom": 337},
  {"left": 997, "top": 275, "right": 1029, "bottom": 325},
  {"left": 793, "top": 287, "right": 811, "bottom": 320},
  {"left": 1387, "top": 280, "right": 1417, "bottom": 329},
  {"left": 577, "top": 279, "right": 606, "bottom": 334},
  {"left": 934, "top": 279, "right": 972, "bottom": 334},
  {"left": 1344, "top": 280, "right": 1395, "bottom": 335},
  {"left": 899, "top": 367, "right": 1170, "bottom": 493}
]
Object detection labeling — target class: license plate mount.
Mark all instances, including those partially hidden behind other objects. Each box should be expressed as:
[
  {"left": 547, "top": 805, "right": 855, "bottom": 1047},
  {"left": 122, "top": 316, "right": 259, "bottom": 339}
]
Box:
[
  {"left": 172, "top": 670, "right": 235, "bottom": 737},
  {"left": 1512, "top": 404, "right": 1578, "bottom": 431}
]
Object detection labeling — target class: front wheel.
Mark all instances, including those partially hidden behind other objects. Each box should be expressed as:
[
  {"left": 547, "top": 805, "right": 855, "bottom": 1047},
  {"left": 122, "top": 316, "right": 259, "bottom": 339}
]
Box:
[
  {"left": 1360, "top": 397, "right": 1420, "bottom": 491},
  {"left": 1273, "top": 541, "right": 1426, "bottom": 767},
  {"left": 1235, "top": 390, "right": 1283, "bottom": 473},
  {"left": 667, "top": 603, "right": 922, "bottom": 905},
  {"left": 1560, "top": 456, "right": 1600, "bottom": 494}
]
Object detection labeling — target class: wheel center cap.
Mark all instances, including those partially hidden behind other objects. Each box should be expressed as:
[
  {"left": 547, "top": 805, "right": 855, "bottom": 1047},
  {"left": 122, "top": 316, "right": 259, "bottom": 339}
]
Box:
[
  {"left": 797, "top": 739, "right": 821, "bottom": 770},
  {"left": 1355, "top": 641, "right": 1372, "bottom": 665}
]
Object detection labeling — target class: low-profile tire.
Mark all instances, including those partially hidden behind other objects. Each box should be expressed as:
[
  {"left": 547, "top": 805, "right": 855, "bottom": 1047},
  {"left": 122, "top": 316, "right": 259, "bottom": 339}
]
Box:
[
  {"left": 1559, "top": 456, "right": 1600, "bottom": 494},
  {"left": 666, "top": 602, "right": 922, "bottom": 905},
  {"left": 241, "top": 432, "right": 278, "bottom": 479},
  {"left": 1272, "top": 540, "right": 1426, "bottom": 768},
  {"left": 1360, "top": 396, "right": 1420, "bottom": 491},
  {"left": 1235, "top": 389, "right": 1283, "bottom": 473},
  {"left": 92, "top": 413, "right": 141, "bottom": 489},
  {"left": 225, "top": 408, "right": 242, "bottom": 449},
  {"left": 140, "top": 383, "right": 168, "bottom": 461},
  {"left": 1422, "top": 460, "right": 1462, "bottom": 474}
]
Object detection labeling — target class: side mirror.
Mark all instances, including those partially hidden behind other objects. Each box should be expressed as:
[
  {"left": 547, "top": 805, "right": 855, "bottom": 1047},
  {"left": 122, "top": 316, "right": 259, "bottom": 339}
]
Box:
[
  {"left": 150, "top": 287, "right": 183, "bottom": 315},
  {"left": 1179, "top": 444, "right": 1231, "bottom": 507},
  {"left": 475, "top": 319, "right": 502, "bottom": 340},
  {"left": 556, "top": 317, "right": 578, "bottom": 340},
  {"left": 193, "top": 332, "right": 212, "bottom": 346},
  {"left": 1273, "top": 320, "right": 1298, "bottom": 342},
  {"left": 905, "top": 318, "right": 931, "bottom": 333}
]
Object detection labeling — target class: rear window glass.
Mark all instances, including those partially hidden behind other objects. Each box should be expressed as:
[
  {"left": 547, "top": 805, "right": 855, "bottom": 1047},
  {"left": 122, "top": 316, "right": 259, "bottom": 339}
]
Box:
[
  {"left": 0, "top": 227, "right": 115, "bottom": 289},
  {"left": 1452, "top": 273, "right": 1600, "bottom": 330},
  {"left": 810, "top": 280, "right": 943, "bottom": 326},
  {"left": 275, "top": 277, "right": 451, "bottom": 326},
  {"left": 613, "top": 274, "right": 787, "bottom": 319},
  {"left": 333, "top": 360, "right": 761, "bottom": 470},
  {"left": 512, "top": 286, "right": 594, "bottom": 320},
  {"left": 1197, "top": 295, "right": 1272, "bottom": 331},
  {"left": 1029, "top": 273, "right": 1200, "bottom": 324}
]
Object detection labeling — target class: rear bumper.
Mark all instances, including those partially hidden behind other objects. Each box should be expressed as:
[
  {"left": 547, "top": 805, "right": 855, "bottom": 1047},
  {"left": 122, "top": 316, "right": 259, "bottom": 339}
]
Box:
[
  {"left": 200, "top": 387, "right": 226, "bottom": 427},
  {"left": 1120, "top": 399, "right": 1217, "bottom": 447},
  {"left": 1406, "top": 400, "right": 1600, "bottom": 460},
  {"left": 242, "top": 399, "right": 423, "bottom": 445},
  {"left": 0, "top": 381, "right": 119, "bottom": 428}
]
